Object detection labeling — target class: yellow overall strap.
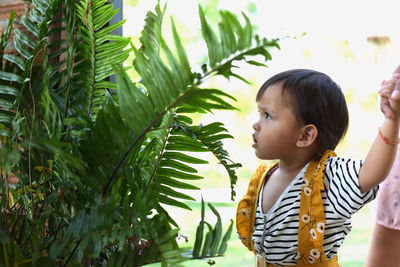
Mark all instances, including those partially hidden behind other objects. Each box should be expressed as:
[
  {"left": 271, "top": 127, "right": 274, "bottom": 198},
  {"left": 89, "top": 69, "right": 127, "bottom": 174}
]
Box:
[
  {"left": 297, "top": 150, "right": 337, "bottom": 265},
  {"left": 260, "top": 255, "right": 339, "bottom": 267},
  {"left": 236, "top": 163, "right": 279, "bottom": 252}
]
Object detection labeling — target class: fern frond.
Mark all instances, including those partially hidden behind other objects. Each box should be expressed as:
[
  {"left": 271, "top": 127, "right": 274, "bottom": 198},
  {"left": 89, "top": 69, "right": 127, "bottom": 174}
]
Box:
[
  {"left": 178, "top": 87, "right": 237, "bottom": 113},
  {"left": 173, "top": 121, "right": 241, "bottom": 201},
  {"left": 129, "top": 112, "right": 202, "bottom": 212},
  {"left": 76, "top": 0, "right": 130, "bottom": 120},
  {"left": 139, "top": 1, "right": 166, "bottom": 51},
  {"left": 198, "top": 5, "right": 280, "bottom": 82}
]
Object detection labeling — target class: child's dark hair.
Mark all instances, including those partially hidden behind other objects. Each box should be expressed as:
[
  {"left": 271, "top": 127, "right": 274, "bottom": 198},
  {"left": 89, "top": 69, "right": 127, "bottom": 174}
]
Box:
[{"left": 256, "top": 69, "right": 349, "bottom": 154}]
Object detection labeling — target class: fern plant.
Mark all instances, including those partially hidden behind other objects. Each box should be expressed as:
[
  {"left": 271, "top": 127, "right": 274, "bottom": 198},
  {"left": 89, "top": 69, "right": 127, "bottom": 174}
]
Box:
[{"left": 0, "top": 0, "right": 279, "bottom": 266}]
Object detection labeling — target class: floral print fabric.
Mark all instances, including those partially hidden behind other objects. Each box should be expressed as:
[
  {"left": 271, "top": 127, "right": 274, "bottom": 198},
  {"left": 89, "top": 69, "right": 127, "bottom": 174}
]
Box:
[
  {"left": 376, "top": 146, "right": 400, "bottom": 230},
  {"left": 237, "top": 163, "right": 276, "bottom": 252},
  {"left": 297, "top": 150, "right": 336, "bottom": 265}
]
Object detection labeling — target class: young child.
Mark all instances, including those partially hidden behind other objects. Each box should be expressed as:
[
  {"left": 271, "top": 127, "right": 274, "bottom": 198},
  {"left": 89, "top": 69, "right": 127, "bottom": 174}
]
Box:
[{"left": 236, "top": 68, "right": 400, "bottom": 267}]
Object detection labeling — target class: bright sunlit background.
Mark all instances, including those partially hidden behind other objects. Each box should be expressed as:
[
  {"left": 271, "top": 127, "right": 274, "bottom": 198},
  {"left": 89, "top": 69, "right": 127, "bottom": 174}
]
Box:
[{"left": 123, "top": 0, "right": 400, "bottom": 266}]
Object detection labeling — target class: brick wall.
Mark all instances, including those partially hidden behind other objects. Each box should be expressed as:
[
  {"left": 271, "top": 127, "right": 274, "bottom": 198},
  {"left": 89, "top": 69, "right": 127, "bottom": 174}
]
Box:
[
  {"left": 0, "top": 0, "right": 31, "bottom": 54},
  {"left": 0, "top": 0, "right": 122, "bottom": 60}
]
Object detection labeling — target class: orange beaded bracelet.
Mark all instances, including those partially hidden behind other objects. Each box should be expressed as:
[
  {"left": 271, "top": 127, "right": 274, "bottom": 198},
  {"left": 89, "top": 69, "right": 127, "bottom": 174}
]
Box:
[{"left": 378, "top": 127, "right": 400, "bottom": 145}]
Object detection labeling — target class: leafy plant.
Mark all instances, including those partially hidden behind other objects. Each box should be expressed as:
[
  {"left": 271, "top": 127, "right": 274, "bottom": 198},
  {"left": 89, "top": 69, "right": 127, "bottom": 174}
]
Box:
[
  {"left": 192, "top": 198, "right": 234, "bottom": 260},
  {"left": 0, "top": 0, "right": 279, "bottom": 266}
]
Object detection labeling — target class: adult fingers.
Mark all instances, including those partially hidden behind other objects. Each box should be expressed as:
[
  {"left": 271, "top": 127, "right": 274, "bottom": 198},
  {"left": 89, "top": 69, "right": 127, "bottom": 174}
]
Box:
[
  {"left": 391, "top": 77, "right": 400, "bottom": 101},
  {"left": 381, "top": 97, "right": 394, "bottom": 119},
  {"left": 379, "top": 89, "right": 393, "bottom": 97},
  {"left": 380, "top": 83, "right": 398, "bottom": 96},
  {"left": 379, "top": 77, "right": 397, "bottom": 90},
  {"left": 392, "top": 64, "right": 400, "bottom": 75}
]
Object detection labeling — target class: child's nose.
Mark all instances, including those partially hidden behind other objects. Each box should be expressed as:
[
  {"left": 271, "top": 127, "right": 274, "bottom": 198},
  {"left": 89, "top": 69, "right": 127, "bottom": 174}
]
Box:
[{"left": 253, "top": 121, "right": 259, "bottom": 131}]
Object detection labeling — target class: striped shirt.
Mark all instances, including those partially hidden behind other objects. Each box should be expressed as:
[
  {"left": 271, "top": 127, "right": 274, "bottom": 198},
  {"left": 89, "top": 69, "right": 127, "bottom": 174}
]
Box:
[{"left": 252, "top": 157, "right": 378, "bottom": 266}]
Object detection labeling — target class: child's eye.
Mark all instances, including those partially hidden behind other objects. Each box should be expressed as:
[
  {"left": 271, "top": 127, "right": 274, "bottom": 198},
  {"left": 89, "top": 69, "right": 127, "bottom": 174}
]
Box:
[{"left": 258, "top": 110, "right": 272, "bottom": 120}]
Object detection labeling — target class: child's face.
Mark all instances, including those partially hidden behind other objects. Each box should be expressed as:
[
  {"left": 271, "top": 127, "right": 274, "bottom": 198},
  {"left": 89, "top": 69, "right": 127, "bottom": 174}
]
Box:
[{"left": 252, "top": 83, "right": 304, "bottom": 160}]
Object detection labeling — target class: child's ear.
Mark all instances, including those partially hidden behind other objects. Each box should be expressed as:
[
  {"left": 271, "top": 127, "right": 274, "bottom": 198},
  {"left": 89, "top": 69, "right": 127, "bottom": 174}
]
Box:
[{"left": 297, "top": 124, "right": 318, "bottom": 148}]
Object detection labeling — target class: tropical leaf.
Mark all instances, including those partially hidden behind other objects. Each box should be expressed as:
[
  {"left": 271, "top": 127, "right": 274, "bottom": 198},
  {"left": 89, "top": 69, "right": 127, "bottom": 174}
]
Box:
[
  {"left": 218, "top": 219, "right": 233, "bottom": 255},
  {"left": 192, "top": 197, "right": 205, "bottom": 258},
  {"left": 208, "top": 203, "right": 222, "bottom": 256}
]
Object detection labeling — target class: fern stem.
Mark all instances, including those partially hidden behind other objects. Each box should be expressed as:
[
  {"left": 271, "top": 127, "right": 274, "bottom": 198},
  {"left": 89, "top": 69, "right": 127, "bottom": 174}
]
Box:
[
  {"left": 1, "top": 169, "right": 7, "bottom": 231},
  {"left": 143, "top": 126, "right": 172, "bottom": 195},
  {"left": 87, "top": 44, "right": 96, "bottom": 117},
  {"left": 62, "top": 59, "right": 74, "bottom": 136},
  {"left": 62, "top": 0, "right": 76, "bottom": 136},
  {"left": 64, "top": 237, "right": 82, "bottom": 266},
  {"left": 17, "top": 216, "right": 25, "bottom": 245},
  {"left": 63, "top": 43, "right": 74, "bottom": 133},
  {"left": 87, "top": 2, "right": 96, "bottom": 118},
  {"left": 102, "top": 85, "right": 196, "bottom": 198},
  {"left": 27, "top": 48, "right": 40, "bottom": 218}
]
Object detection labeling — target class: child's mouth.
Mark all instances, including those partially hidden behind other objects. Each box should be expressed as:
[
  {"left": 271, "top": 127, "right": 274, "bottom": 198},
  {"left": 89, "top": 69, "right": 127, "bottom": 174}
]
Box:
[{"left": 252, "top": 135, "right": 257, "bottom": 147}]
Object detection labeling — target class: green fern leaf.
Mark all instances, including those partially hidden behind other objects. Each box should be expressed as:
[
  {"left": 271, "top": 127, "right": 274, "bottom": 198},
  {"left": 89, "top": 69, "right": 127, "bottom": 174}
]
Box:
[
  {"left": 162, "top": 152, "right": 208, "bottom": 164},
  {"left": 0, "top": 71, "right": 23, "bottom": 84},
  {"left": 173, "top": 121, "right": 241, "bottom": 200},
  {"left": 159, "top": 159, "right": 197, "bottom": 173},
  {"left": 0, "top": 85, "right": 19, "bottom": 96},
  {"left": 14, "top": 28, "right": 36, "bottom": 49},
  {"left": 157, "top": 175, "right": 200, "bottom": 190},
  {"left": 157, "top": 195, "right": 192, "bottom": 211},
  {"left": 153, "top": 184, "right": 195, "bottom": 201},
  {"left": 157, "top": 168, "right": 203, "bottom": 180},
  {"left": 20, "top": 15, "right": 39, "bottom": 37},
  {"left": 199, "top": 5, "right": 221, "bottom": 68}
]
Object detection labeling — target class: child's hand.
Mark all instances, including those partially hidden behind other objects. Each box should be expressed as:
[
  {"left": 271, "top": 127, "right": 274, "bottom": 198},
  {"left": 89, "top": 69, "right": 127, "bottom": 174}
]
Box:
[{"left": 380, "top": 65, "right": 400, "bottom": 119}]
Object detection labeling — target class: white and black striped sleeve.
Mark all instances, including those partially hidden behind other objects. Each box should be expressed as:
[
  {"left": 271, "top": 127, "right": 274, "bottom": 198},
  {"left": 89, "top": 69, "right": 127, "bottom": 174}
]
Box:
[{"left": 323, "top": 157, "right": 378, "bottom": 219}]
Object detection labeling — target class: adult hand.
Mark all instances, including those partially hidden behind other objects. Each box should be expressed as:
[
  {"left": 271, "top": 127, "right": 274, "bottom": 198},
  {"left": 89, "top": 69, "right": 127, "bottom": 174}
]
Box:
[
  {"left": 381, "top": 65, "right": 400, "bottom": 118},
  {"left": 390, "top": 76, "right": 400, "bottom": 115}
]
